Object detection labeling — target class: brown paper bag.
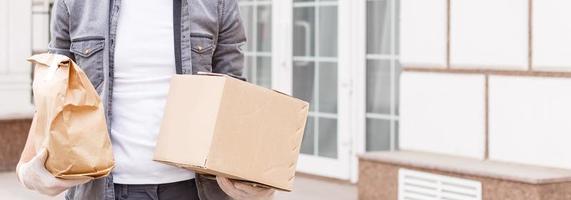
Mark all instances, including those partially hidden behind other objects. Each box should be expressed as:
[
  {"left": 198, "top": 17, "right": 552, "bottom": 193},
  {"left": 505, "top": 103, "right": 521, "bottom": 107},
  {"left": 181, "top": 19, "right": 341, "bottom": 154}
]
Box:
[{"left": 26, "top": 53, "right": 114, "bottom": 179}]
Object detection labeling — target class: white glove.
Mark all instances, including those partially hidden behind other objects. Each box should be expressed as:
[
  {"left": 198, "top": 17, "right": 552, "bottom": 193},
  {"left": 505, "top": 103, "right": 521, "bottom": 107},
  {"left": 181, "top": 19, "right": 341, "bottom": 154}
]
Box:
[
  {"left": 216, "top": 176, "right": 275, "bottom": 200},
  {"left": 16, "top": 148, "right": 91, "bottom": 196}
]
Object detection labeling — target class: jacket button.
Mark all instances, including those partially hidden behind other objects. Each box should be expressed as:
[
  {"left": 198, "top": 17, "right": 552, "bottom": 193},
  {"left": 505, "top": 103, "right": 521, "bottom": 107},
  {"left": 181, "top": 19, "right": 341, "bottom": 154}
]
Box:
[
  {"left": 197, "top": 46, "right": 203, "bottom": 51},
  {"left": 84, "top": 49, "right": 91, "bottom": 54}
]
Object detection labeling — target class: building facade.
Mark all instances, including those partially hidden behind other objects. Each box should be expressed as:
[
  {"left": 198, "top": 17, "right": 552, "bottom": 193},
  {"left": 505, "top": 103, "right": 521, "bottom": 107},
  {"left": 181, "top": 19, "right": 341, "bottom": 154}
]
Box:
[
  {"left": 3, "top": 1, "right": 571, "bottom": 199},
  {"left": 360, "top": 0, "right": 571, "bottom": 199},
  {"left": 2, "top": 0, "right": 403, "bottom": 183}
]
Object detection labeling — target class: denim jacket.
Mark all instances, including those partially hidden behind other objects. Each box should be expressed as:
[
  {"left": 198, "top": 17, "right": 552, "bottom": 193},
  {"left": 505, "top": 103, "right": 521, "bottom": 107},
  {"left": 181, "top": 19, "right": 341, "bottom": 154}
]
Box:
[{"left": 47, "top": 0, "right": 246, "bottom": 199}]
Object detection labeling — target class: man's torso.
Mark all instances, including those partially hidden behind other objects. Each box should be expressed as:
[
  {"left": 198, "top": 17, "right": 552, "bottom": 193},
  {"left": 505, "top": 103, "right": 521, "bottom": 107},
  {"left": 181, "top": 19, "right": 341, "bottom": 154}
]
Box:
[
  {"left": 111, "top": 0, "right": 196, "bottom": 184},
  {"left": 57, "top": 0, "right": 236, "bottom": 199}
]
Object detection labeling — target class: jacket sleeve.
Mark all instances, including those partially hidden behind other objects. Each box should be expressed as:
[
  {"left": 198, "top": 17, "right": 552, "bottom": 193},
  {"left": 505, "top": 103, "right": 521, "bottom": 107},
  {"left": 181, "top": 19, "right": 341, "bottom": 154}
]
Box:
[
  {"left": 47, "top": 0, "right": 74, "bottom": 59},
  {"left": 212, "top": 0, "right": 247, "bottom": 80}
]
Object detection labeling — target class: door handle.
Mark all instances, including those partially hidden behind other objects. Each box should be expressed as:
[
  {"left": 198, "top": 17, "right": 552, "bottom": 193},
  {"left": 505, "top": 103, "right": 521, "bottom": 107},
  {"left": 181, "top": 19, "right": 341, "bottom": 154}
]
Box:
[{"left": 294, "top": 21, "right": 312, "bottom": 66}]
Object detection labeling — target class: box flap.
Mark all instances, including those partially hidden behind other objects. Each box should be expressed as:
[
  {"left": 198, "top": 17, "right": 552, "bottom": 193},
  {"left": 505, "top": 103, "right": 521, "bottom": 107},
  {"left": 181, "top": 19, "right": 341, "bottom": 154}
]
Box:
[
  {"left": 196, "top": 72, "right": 247, "bottom": 81},
  {"left": 199, "top": 72, "right": 308, "bottom": 107},
  {"left": 153, "top": 75, "right": 226, "bottom": 167},
  {"left": 271, "top": 89, "right": 310, "bottom": 107},
  {"left": 196, "top": 72, "right": 225, "bottom": 77}
]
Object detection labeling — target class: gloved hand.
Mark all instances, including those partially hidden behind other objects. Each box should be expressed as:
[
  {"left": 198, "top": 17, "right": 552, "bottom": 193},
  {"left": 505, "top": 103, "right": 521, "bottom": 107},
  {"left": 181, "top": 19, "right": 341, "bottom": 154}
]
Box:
[
  {"left": 16, "top": 148, "right": 91, "bottom": 196},
  {"left": 216, "top": 176, "right": 275, "bottom": 200}
]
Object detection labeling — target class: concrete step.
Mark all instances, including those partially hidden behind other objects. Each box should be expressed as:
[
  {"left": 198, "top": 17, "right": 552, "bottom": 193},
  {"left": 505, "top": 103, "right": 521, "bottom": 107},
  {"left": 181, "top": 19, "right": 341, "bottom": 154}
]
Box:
[{"left": 359, "top": 151, "right": 571, "bottom": 200}]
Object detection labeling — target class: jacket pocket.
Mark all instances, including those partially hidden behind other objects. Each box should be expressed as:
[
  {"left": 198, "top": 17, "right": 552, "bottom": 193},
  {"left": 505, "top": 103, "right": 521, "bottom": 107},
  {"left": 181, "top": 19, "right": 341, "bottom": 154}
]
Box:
[
  {"left": 191, "top": 33, "right": 215, "bottom": 72},
  {"left": 70, "top": 39, "right": 105, "bottom": 89}
]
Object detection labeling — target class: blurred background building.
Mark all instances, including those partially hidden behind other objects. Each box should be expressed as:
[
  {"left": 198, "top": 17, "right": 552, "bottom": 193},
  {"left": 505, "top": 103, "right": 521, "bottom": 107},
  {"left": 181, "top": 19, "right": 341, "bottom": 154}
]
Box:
[{"left": 2, "top": 0, "right": 571, "bottom": 199}]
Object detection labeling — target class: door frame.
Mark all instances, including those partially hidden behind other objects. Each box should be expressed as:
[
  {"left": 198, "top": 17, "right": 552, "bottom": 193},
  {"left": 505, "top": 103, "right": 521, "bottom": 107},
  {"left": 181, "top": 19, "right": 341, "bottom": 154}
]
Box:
[
  {"left": 270, "top": 0, "right": 366, "bottom": 181},
  {"left": 346, "top": 0, "right": 367, "bottom": 183}
]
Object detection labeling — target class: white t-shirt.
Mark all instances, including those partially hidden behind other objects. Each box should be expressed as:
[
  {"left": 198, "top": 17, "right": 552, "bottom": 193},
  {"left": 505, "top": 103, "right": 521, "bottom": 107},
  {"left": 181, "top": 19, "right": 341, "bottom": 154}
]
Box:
[{"left": 111, "top": 0, "right": 195, "bottom": 184}]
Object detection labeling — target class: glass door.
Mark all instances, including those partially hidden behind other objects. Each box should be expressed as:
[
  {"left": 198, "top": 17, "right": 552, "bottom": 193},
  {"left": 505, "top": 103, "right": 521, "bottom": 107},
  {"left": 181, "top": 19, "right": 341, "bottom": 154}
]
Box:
[
  {"left": 241, "top": 0, "right": 351, "bottom": 179},
  {"left": 241, "top": 0, "right": 400, "bottom": 181},
  {"left": 290, "top": 0, "right": 351, "bottom": 179},
  {"left": 238, "top": 0, "right": 272, "bottom": 88}
]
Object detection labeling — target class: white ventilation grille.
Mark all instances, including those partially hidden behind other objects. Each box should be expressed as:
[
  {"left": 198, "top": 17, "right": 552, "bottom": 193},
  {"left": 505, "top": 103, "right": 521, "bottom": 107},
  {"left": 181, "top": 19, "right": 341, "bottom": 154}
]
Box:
[{"left": 398, "top": 169, "right": 482, "bottom": 200}]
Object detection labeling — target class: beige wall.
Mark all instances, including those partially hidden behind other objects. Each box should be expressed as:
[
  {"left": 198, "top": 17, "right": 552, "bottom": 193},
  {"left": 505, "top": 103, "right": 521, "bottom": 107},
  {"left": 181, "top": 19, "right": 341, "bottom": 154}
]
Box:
[{"left": 399, "top": 0, "right": 571, "bottom": 170}]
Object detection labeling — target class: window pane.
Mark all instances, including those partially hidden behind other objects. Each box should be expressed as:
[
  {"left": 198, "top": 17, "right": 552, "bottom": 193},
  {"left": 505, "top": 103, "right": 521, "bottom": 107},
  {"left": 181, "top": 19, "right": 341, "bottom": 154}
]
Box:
[
  {"left": 395, "top": 0, "right": 400, "bottom": 54},
  {"left": 318, "top": 118, "right": 337, "bottom": 158},
  {"left": 293, "top": 61, "right": 316, "bottom": 111},
  {"left": 366, "top": 0, "right": 392, "bottom": 55},
  {"left": 239, "top": 6, "right": 254, "bottom": 51},
  {"left": 366, "top": 118, "right": 391, "bottom": 151},
  {"left": 318, "top": 6, "right": 337, "bottom": 57},
  {"left": 257, "top": 5, "right": 272, "bottom": 52},
  {"left": 256, "top": 57, "right": 271, "bottom": 88},
  {"left": 395, "top": 61, "right": 401, "bottom": 114},
  {"left": 244, "top": 56, "right": 254, "bottom": 82},
  {"left": 365, "top": 0, "right": 400, "bottom": 152},
  {"left": 318, "top": 62, "right": 337, "bottom": 113},
  {"left": 395, "top": 120, "right": 399, "bottom": 150},
  {"left": 300, "top": 117, "right": 315, "bottom": 155},
  {"left": 366, "top": 60, "right": 391, "bottom": 114},
  {"left": 293, "top": 7, "right": 315, "bottom": 57}
]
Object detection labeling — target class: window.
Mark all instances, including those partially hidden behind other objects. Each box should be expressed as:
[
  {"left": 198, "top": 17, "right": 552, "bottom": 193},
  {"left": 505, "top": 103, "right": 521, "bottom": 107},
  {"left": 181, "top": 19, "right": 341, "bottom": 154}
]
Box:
[
  {"left": 32, "top": 0, "right": 53, "bottom": 53},
  {"left": 238, "top": 0, "right": 272, "bottom": 88},
  {"left": 292, "top": 0, "right": 339, "bottom": 159},
  {"left": 365, "top": 0, "right": 400, "bottom": 151}
]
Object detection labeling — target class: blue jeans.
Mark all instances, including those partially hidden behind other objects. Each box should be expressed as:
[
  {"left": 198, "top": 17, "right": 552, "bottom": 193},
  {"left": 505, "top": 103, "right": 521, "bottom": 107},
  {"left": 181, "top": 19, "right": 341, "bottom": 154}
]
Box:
[{"left": 113, "top": 179, "right": 199, "bottom": 200}]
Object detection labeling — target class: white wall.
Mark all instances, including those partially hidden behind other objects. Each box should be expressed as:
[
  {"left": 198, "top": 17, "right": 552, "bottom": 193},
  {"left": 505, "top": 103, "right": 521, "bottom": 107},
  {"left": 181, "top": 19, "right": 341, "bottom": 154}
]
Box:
[
  {"left": 0, "top": 0, "right": 34, "bottom": 118},
  {"left": 489, "top": 75, "right": 571, "bottom": 169},
  {"left": 400, "top": 0, "right": 447, "bottom": 67},
  {"left": 449, "top": 0, "right": 528, "bottom": 69},
  {"left": 532, "top": 0, "right": 571, "bottom": 71},
  {"left": 400, "top": 72, "right": 486, "bottom": 159}
]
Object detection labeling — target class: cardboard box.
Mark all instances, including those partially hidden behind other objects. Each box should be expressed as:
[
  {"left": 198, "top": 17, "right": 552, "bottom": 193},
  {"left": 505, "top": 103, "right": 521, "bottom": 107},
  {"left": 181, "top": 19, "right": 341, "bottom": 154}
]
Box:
[{"left": 153, "top": 74, "right": 309, "bottom": 191}]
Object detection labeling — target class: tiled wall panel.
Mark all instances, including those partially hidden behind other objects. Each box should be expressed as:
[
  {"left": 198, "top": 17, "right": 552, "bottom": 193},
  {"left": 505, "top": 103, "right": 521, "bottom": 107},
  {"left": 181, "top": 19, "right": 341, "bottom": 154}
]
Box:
[
  {"left": 450, "top": 0, "right": 528, "bottom": 69},
  {"left": 400, "top": 0, "right": 447, "bottom": 67},
  {"left": 400, "top": 72, "right": 486, "bottom": 159},
  {"left": 489, "top": 75, "right": 571, "bottom": 169},
  {"left": 533, "top": 0, "right": 571, "bottom": 71}
]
